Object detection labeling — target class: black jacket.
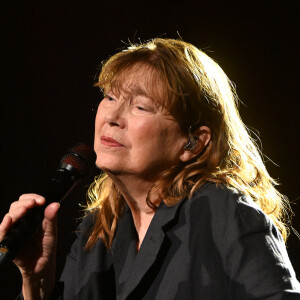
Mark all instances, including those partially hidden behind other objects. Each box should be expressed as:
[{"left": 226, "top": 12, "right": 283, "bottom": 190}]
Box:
[{"left": 19, "top": 183, "right": 300, "bottom": 299}]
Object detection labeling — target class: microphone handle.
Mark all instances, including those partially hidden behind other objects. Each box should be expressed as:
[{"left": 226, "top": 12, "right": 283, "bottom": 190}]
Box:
[{"left": 0, "top": 167, "right": 79, "bottom": 268}]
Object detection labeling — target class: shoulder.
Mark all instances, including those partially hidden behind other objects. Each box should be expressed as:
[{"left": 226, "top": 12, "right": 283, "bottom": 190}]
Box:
[
  {"left": 77, "top": 210, "right": 98, "bottom": 233},
  {"left": 187, "top": 182, "right": 265, "bottom": 222},
  {"left": 67, "top": 210, "right": 100, "bottom": 254},
  {"left": 184, "top": 184, "right": 300, "bottom": 296},
  {"left": 184, "top": 182, "right": 275, "bottom": 245},
  {"left": 61, "top": 209, "right": 110, "bottom": 273}
]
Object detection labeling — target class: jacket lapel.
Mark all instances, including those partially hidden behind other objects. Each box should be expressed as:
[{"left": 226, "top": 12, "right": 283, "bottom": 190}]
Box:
[
  {"left": 111, "top": 206, "right": 138, "bottom": 295},
  {"left": 117, "top": 199, "right": 186, "bottom": 299}
]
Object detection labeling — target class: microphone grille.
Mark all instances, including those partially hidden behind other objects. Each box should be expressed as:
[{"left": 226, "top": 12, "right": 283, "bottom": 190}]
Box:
[{"left": 60, "top": 143, "right": 96, "bottom": 177}]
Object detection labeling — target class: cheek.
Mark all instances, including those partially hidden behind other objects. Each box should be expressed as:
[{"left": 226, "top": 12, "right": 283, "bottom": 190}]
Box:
[
  {"left": 131, "top": 123, "right": 179, "bottom": 163},
  {"left": 130, "top": 120, "right": 161, "bottom": 150},
  {"left": 95, "top": 105, "right": 105, "bottom": 132},
  {"left": 94, "top": 112, "right": 105, "bottom": 152},
  {"left": 158, "top": 123, "right": 186, "bottom": 157}
]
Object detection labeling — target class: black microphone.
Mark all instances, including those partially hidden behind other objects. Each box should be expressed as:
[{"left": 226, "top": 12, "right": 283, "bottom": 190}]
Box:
[{"left": 0, "top": 143, "right": 96, "bottom": 268}]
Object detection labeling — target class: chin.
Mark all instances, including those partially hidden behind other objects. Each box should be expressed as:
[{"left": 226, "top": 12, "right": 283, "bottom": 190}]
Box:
[{"left": 95, "top": 157, "right": 122, "bottom": 173}]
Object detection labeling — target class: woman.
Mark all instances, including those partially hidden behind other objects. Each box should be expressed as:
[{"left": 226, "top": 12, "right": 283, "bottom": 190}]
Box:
[{"left": 2, "top": 38, "right": 300, "bottom": 299}]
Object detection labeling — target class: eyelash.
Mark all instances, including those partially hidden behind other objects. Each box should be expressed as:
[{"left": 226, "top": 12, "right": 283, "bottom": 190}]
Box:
[
  {"left": 106, "top": 95, "right": 114, "bottom": 101},
  {"left": 136, "top": 106, "right": 147, "bottom": 111}
]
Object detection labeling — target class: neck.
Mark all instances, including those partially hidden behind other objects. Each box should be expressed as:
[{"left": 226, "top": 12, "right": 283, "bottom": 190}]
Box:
[
  {"left": 108, "top": 172, "right": 157, "bottom": 250},
  {"left": 109, "top": 172, "right": 157, "bottom": 212}
]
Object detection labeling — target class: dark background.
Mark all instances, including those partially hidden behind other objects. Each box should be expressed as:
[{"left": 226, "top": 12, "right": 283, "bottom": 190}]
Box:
[{"left": 1, "top": 0, "right": 299, "bottom": 298}]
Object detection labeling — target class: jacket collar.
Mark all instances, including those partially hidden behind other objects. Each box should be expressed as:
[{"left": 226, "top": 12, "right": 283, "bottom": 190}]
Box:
[{"left": 111, "top": 198, "right": 186, "bottom": 299}]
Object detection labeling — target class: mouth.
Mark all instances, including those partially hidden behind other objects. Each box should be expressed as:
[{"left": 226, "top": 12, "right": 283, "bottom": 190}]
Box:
[{"left": 101, "top": 136, "right": 124, "bottom": 147}]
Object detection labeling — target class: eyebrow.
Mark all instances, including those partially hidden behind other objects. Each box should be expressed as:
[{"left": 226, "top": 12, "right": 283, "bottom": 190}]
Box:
[{"left": 106, "top": 85, "right": 154, "bottom": 100}]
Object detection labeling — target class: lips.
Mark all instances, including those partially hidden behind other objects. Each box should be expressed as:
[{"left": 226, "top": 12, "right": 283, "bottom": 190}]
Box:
[{"left": 101, "top": 136, "right": 124, "bottom": 147}]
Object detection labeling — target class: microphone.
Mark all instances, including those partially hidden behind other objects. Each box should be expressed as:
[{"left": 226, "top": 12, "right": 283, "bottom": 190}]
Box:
[{"left": 0, "top": 143, "right": 96, "bottom": 268}]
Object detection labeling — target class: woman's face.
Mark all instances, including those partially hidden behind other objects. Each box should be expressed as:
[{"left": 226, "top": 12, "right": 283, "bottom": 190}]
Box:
[{"left": 94, "top": 68, "right": 187, "bottom": 180}]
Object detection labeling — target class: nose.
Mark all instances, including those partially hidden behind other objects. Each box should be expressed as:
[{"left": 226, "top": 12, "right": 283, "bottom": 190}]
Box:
[{"left": 105, "top": 100, "right": 126, "bottom": 128}]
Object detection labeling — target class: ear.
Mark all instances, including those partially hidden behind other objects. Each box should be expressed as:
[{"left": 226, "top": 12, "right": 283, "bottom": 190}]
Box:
[{"left": 179, "top": 126, "right": 211, "bottom": 162}]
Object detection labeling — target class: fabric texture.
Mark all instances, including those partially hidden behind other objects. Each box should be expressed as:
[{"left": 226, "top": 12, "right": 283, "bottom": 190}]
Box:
[{"left": 16, "top": 183, "right": 300, "bottom": 299}]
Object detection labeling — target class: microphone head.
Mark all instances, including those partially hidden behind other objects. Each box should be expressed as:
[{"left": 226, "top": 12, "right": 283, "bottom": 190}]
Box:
[{"left": 59, "top": 143, "right": 96, "bottom": 177}]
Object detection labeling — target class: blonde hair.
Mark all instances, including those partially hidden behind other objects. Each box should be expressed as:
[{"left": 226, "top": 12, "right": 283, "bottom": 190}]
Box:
[{"left": 86, "top": 38, "right": 291, "bottom": 249}]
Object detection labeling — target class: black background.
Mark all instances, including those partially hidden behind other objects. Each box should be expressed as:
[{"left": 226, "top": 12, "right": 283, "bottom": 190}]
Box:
[{"left": 1, "top": 1, "right": 299, "bottom": 298}]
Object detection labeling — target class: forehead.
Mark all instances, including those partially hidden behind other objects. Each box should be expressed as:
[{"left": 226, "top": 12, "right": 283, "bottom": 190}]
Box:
[{"left": 104, "top": 64, "right": 166, "bottom": 104}]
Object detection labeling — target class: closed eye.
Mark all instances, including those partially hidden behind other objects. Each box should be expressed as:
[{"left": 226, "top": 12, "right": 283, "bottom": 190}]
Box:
[
  {"left": 104, "top": 94, "right": 115, "bottom": 101},
  {"left": 136, "top": 106, "right": 147, "bottom": 111}
]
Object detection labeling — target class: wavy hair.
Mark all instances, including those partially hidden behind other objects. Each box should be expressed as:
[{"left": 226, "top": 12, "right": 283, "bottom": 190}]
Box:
[{"left": 86, "top": 38, "right": 291, "bottom": 249}]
